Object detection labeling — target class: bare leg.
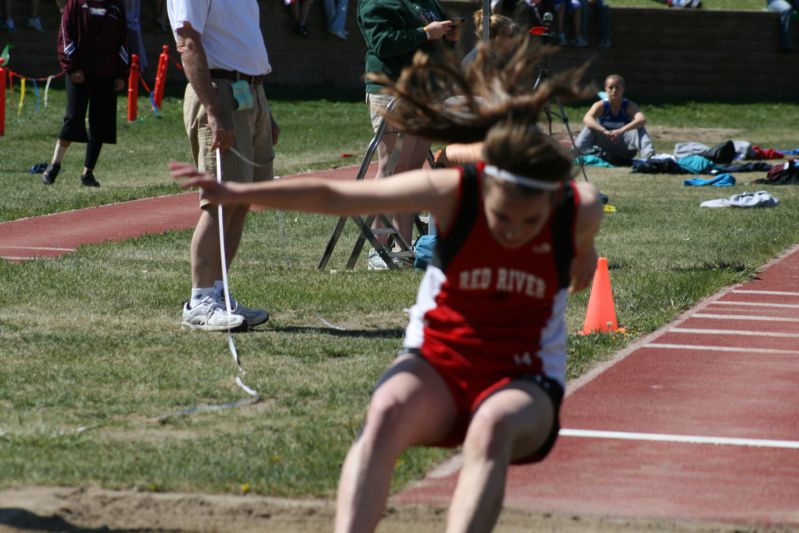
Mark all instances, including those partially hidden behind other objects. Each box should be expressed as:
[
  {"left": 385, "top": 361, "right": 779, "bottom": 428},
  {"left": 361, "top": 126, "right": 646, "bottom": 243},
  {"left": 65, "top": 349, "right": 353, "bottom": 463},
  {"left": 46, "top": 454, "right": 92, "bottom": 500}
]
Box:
[
  {"left": 52, "top": 139, "right": 71, "bottom": 164},
  {"left": 335, "top": 355, "right": 457, "bottom": 533},
  {"left": 446, "top": 381, "right": 555, "bottom": 533},
  {"left": 190, "top": 205, "right": 249, "bottom": 288},
  {"left": 371, "top": 131, "right": 400, "bottom": 246},
  {"left": 390, "top": 134, "right": 429, "bottom": 244},
  {"left": 373, "top": 133, "right": 430, "bottom": 245}
]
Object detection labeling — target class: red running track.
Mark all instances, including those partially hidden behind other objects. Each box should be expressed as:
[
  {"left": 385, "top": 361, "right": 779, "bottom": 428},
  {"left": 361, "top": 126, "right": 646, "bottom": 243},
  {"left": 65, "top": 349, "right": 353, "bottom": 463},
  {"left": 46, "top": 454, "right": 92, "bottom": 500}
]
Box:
[
  {"left": 396, "top": 245, "right": 799, "bottom": 528},
  {"left": 0, "top": 165, "right": 363, "bottom": 262}
]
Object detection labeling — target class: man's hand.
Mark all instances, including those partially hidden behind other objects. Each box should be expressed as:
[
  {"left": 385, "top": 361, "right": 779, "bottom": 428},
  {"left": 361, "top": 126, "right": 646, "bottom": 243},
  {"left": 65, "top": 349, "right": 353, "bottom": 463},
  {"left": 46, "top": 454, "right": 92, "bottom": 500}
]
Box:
[
  {"left": 424, "top": 20, "right": 454, "bottom": 40},
  {"left": 207, "top": 111, "right": 235, "bottom": 152},
  {"left": 70, "top": 70, "right": 85, "bottom": 83},
  {"left": 445, "top": 17, "right": 465, "bottom": 41},
  {"left": 114, "top": 78, "right": 125, "bottom": 91}
]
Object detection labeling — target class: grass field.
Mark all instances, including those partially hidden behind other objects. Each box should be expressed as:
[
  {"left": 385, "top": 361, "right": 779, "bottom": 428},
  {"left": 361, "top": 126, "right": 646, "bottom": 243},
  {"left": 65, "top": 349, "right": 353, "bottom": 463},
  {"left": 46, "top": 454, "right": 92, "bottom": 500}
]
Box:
[{"left": 0, "top": 89, "right": 798, "bottom": 499}]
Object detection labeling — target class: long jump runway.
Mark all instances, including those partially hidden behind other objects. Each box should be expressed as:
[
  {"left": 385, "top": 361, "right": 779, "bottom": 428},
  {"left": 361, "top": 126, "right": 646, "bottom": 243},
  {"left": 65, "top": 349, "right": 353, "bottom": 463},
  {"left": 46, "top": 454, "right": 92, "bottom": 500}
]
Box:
[
  {"left": 3, "top": 172, "right": 798, "bottom": 527},
  {"left": 397, "top": 245, "right": 799, "bottom": 528}
]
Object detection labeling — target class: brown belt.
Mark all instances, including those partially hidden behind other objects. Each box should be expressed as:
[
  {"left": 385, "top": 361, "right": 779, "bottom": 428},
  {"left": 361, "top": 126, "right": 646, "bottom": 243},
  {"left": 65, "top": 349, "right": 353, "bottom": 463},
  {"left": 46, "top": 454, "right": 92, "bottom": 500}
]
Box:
[{"left": 209, "top": 69, "right": 264, "bottom": 85}]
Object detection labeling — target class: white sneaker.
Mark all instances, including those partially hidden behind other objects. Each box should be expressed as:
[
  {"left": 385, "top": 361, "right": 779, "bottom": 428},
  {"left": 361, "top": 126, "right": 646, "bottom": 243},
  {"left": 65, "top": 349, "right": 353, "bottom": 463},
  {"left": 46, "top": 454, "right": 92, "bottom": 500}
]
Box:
[
  {"left": 226, "top": 297, "right": 269, "bottom": 327},
  {"left": 367, "top": 249, "right": 409, "bottom": 270},
  {"left": 367, "top": 249, "right": 390, "bottom": 270},
  {"left": 182, "top": 297, "right": 246, "bottom": 331}
]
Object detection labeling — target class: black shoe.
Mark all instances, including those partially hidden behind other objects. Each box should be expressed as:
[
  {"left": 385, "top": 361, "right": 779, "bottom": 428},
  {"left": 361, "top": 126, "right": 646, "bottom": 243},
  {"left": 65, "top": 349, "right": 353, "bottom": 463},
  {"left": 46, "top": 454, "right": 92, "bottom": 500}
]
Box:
[
  {"left": 42, "top": 163, "right": 61, "bottom": 185},
  {"left": 296, "top": 24, "right": 310, "bottom": 38},
  {"left": 81, "top": 172, "right": 101, "bottom": 187}
]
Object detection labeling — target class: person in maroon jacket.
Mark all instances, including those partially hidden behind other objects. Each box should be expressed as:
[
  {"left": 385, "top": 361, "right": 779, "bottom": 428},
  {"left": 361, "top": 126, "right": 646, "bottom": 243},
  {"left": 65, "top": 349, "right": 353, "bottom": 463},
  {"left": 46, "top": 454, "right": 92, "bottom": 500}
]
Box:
[{"left": 42, "top": 0, "right": 129, "bottom": 187}]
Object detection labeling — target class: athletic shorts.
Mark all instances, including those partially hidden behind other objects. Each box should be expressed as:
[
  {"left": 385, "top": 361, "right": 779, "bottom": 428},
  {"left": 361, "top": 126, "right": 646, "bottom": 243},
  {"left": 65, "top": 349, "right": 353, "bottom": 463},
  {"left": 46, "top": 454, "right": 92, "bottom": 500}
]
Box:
[
  {"left": 184, "top": 79, "right": 275, "bottom": 207},
  {"left": 403, "top": 350, "right": 564, "bottom": 464}
]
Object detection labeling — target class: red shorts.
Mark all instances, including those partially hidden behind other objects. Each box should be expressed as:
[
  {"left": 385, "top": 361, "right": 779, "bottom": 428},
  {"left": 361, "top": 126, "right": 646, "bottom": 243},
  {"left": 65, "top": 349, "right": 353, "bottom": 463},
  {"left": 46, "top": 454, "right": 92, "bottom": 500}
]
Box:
[{"left": 408, "top": 350, "right": 564, "bottom": 464}]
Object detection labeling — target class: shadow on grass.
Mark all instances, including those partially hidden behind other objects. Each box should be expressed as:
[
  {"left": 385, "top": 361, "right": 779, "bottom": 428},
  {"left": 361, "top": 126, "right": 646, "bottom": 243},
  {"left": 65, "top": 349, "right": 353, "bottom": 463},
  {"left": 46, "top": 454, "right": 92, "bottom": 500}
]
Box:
[
  {"left": 259, "top": 325, "right": 405, "bottom": 339},
  {"left": 672, "top": 262, "right": 749, "bottom": 273},
  {"left": 0, "top": 507, "right": 131, "bottom": 532}
]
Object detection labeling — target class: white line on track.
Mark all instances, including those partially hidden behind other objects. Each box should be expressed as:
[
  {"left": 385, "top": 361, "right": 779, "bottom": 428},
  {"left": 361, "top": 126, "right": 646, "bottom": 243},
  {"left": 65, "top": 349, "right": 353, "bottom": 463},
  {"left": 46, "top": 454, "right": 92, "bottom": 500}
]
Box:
[
  {"left": 559, "top": 428, "right": 799, "bottom": 449},
  {"left": 0, "top": 245, "right": 76, "bottom": 251},
  {"left": 1, "top": 256, "right": 34, "bottom": 261},
  {"left": 713, "top": 300, "right": 799, "bottom": 309},
  {"left": 669, "top": 327, "right": 799, "bottom": 338},
  {"left": 732, "top": 289, "right": 799, "bottom": 297},
  {"left": 644, "top": 343, "right": 799, "bottom": 355},
  {"left": 693, "top": 313, "right": 799, "bottom": 322}
]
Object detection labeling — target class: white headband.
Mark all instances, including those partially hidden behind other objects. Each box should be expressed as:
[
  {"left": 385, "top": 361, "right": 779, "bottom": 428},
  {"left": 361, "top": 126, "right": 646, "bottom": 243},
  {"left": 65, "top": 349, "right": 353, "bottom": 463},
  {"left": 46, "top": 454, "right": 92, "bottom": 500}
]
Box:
[{"left": 483, "top": 165, "right": 561, "bottom": 191}]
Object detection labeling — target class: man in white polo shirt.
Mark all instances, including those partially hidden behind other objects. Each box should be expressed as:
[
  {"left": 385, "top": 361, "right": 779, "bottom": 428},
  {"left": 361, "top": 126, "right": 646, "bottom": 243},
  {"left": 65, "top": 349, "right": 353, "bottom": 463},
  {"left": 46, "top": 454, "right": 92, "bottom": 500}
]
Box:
[{"left": 167, "top": 0, "right": 279, "bottom": 331}]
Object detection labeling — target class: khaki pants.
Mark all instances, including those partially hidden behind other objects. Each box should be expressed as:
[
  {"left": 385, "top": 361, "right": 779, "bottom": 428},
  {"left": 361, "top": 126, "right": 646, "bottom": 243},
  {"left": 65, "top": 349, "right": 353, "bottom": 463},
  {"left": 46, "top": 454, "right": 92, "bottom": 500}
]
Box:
[{"left": 184, "top": 79, "right": 275, "bottom": 206}]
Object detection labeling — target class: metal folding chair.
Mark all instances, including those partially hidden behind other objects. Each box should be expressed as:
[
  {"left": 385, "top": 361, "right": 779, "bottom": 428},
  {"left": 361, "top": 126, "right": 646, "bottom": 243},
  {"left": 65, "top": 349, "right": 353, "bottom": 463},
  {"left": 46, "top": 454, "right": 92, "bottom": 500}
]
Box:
[{"left": 317, "top": 110, "right": 431, "bottom": 271}]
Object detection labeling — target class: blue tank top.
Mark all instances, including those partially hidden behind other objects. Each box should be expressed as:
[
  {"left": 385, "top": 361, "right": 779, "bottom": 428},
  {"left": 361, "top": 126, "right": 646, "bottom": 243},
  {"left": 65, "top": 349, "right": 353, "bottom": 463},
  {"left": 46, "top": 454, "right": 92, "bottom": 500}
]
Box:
[{"left": 598, "top": 98, "right": 632, "bottom": 130}]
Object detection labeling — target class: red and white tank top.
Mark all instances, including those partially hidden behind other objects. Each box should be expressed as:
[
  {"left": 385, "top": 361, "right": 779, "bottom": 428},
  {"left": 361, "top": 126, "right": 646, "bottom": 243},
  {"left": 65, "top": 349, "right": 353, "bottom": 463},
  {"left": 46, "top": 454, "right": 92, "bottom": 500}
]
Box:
[{"left": 403, "top": 163, "right": 579, "bottom": 386}]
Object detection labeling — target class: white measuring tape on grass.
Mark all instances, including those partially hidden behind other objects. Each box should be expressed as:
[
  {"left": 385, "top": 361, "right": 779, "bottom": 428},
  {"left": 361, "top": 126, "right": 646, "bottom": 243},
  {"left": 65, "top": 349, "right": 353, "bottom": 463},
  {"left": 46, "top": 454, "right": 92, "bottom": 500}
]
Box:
[{"left": 216, "top": 148, "right": 261, "bottom": 400}]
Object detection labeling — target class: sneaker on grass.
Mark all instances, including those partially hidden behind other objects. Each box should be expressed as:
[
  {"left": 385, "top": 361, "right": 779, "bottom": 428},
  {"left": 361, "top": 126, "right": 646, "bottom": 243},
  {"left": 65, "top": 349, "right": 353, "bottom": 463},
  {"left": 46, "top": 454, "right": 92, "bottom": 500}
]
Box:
[
  {"left": 42, "top": 163, "right": 60, "bottom": 185},
  {"left": 367, "top": 248, "right": 409, "bottom": 271},
  {"left": 81, "top": 172, "right": 101, "bottom": 187},
  {"left": 182, "top": 296, "right": 246, "bottom": 331},
  {"left": 367, "top": 249, "right": 390, "bottom": 270},
  {"left": 225, "top": 296, "right": 269, "bottom": 327}
]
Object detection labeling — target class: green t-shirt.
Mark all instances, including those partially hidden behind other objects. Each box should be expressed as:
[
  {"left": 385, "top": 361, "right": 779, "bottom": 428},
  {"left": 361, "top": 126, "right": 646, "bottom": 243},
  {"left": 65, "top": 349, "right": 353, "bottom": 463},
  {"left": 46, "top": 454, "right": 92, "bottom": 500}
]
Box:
[{"left": 357, "top": 0, "right": 450, "bottom": 94}]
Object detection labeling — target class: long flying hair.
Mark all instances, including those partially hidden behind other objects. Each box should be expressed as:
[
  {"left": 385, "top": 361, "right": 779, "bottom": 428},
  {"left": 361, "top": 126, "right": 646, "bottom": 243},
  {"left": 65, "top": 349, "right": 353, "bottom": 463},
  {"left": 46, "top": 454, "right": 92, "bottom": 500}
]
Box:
[{"left": 369, "top": 36, "right": 592, "bottom": 184}]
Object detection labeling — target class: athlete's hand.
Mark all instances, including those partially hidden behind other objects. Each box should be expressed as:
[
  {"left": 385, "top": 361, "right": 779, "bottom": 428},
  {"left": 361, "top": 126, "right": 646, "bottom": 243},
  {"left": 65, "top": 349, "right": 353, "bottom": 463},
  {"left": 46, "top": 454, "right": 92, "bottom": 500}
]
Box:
[
  {"left": 607, "top": 128, "right": 624, "bottom": 141},
  {"left": 169, "top": 160, "right": 235, "bottom": 205},
  {"left": 114, "top": 78, "right": 125, "bottom": 91},
  {"left": 70, "top": 70, "right": 85, "bottom": 84}
]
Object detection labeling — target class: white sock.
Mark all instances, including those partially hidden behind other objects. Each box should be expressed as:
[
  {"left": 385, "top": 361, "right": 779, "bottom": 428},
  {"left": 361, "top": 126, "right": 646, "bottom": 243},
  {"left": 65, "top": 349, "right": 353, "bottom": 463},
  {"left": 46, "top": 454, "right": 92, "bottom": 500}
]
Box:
[{"left": 191, "top": 287, "right": 215, "bottom": 305}]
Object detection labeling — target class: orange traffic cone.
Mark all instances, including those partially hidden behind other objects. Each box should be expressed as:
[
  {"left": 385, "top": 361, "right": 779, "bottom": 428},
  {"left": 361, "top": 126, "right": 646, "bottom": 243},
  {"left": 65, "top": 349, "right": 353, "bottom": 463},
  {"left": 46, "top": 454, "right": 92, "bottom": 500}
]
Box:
[{"left": 579, "top": 257, "right": 623, "bottom": 335}]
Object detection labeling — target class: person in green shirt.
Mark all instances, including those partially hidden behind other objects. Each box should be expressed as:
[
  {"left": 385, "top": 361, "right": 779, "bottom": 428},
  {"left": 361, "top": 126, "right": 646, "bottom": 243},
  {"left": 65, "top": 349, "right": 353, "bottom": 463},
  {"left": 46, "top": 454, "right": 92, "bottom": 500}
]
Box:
[{"left": 357, "top": 0, "right": 461, "bottom": 269}]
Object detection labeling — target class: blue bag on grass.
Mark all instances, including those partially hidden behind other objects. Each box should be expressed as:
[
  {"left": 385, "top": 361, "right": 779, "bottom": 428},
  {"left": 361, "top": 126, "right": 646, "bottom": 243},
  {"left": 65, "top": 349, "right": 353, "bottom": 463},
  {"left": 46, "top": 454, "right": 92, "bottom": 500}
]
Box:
[{"left": 413, "top": 234, "right": 437, "bottom": 270}]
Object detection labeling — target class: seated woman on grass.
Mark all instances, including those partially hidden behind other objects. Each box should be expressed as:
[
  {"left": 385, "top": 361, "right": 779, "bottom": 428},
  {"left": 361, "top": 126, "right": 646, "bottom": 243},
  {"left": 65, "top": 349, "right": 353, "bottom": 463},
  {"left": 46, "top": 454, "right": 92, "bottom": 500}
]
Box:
[
  {"left": 171, "top": 36, "right": 603, "bottom": 533},
  {"left": 575, "top": 73, "right": 655, "bottom": 164}
]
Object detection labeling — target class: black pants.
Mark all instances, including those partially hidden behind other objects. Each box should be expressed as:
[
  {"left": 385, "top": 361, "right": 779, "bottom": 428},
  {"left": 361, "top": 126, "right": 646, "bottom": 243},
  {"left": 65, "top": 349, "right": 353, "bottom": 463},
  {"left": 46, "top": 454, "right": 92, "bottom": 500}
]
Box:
[{"left": 59, "top": 75, "right": 118, "bottom": 145}]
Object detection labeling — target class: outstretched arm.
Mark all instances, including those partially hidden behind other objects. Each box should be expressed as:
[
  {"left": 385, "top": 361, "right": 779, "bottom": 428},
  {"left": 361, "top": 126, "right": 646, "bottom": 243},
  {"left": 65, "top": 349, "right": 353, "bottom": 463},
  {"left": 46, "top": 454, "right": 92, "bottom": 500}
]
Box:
[
  {"left": 569, "top": 181, "right": 603, "bottom": 293},
  {"left": 170, "top": 161, "right": 461, "bottom": 222}
]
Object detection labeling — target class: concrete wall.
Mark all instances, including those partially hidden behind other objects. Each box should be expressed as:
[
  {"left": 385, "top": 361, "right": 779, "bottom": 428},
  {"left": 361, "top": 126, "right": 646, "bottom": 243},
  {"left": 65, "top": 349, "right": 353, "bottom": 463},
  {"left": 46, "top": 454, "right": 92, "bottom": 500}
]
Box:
[{"left": 1, "top": 0, "right": 796, "bottom": 101}]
